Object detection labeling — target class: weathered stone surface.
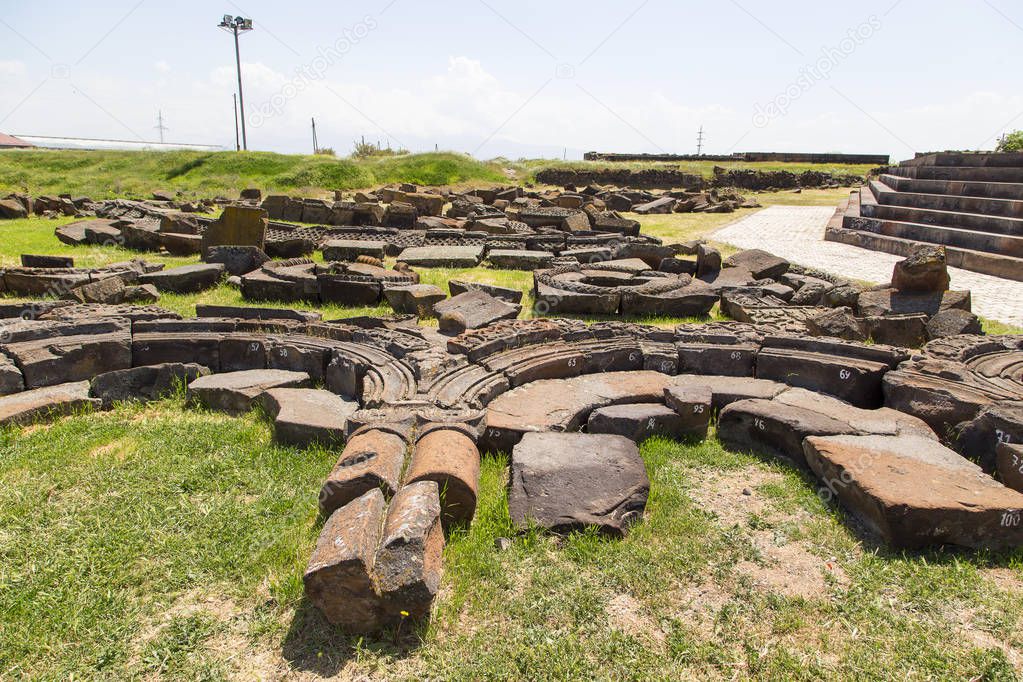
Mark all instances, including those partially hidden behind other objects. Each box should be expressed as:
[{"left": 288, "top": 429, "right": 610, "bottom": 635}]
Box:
[
  {"left": 90, "top": 363, "right": 210, "bottom": 408},
  {"left": 195, "top": 304, "right": 321, "bottom": 322},
  {"left": 304, "top": 489, "right": 387, "bottom": 632},
  {"left": 448, "top": 279, "right": 523, "bottom": 304},
  {"left": 719, "top": 397, "right": 853, "bottom": 466},
  {"left": 856, "top": 288, "right": 971, "bottom": 317},
  {"left": 662, "top": 384, "right": 713, "bottom": 438},
  {"left": 668, "top": 375, "right": 788, "bottom": 410},
  {"left": 892, "top": 245, "right": 949, "bottom": 293},
  {"left": 186, "top": 369, "right": 310, "bottom": 414},
  {"left": 397, "top": 245, "right": 483, "bottom": 268},
  {"left": 804, "top": 434, "right": 1023, "bottom": 550},
  {"left": 159, "top": 232, "right": 203, "bottom": 256},
  {"left": 487, "top": 249, "right": 555, "bottom": 270},
  {"left": 140, "top": 264, "right": 225, "bottom": 294},
  {"left": 65, "top": 276, "right": 128, "bottom": 305},
  {"left": 0, "top": 381, "right": 99, "bottom": 427},
  {"left": 509, "top": 432, "right": 649, "bottom": 537},
  {"left": 926, "top": 309, "right": 983, "bottom": 339},
  {"left": 676, "top": 342, "right": 757, "bottom": 377},
  {"left": 5, "top": 331, "right": 132, "bottom": 388},
  {"left": 956, "top": 402, "right": 1023, "bottom": 473},
  {"left": 205, "top": 245, "right": 269, "bottom": 276},
  {"left": 0, "top": 354, "right": 23, "bottom": 396},
  {"left": 587, "top": 402, "right": 704, "bottom": 442},
  {"left": 21, "top": 254, "right": 74, "bottom": 268},
  {"left": 997, "top": 442, "right": 1023, "bottom": 493},
  {"left": 862, "top": 314, "right": 928, "bottom": 347},
  {"left": 807, "top": 307, "right": 866, "bottom": 341},
  {"left": 375, "top": 480, "right": 445, "bottom": 622},
  {"left": 320, "top": 427, "right": 408, "bottom": 517},
  {"left": 434, "top": 290, "right": 521, "bottom": 335},
  {"left": 724, "top": 249, "right": 789, "bottom": 280},
  {"left": 259, "top": 388, "right": 358, "bottom": 448},
  {"left": 322, "top": 239, "right": 387, "bottom": 262},
  {"left": 0, "top": 198, "right": 28, "bottom": 219},
  {"left": 384, "top": 284, "right": 447, "bottom": 318},
  {"left": 406, "top": 427, "right": 480, "bottom": 527},
  {"left": 201, "top": 205, "right": 267, "bottom": 254},
  {"left": 696, "top": 244, "right": 721, "bottom": 277},
  {"left": 756, "top": 348, "right": 888, "bottom": 408}
]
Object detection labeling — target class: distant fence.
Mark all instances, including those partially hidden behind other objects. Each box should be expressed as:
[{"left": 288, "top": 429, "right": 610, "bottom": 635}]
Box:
[{"left": 582, "top": 151, "right": 890, "bottom": 165}]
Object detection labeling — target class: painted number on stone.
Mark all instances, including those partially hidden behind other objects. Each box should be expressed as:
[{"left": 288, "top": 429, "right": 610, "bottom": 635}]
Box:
[
  {"left": 754, "top": 418, "right": 766, "bottom": 431},
  {"left": 249, "top": 342, "right": 260, "bottom": 352},
  {"left": 839, "top": 369, "right": 852, "bottom": 380},
  {"left": 661, "top": 361, "right": 673, "bottom": 372},
  {"left": 1002, "top": 511, "right": 1021, "bottom": 527},
  {"left": 567, "top": 358, "right": 577, "bottom": 368},
  {"left": 693, "top": 405, "right": 705, "bottom": 414},
  {"left": 629, "top": 353, "right": 638, "bottom": 363},
  {"left": 730, "top": 352, "right": 743, "bottom": 361},
  {"left": 997, "top": 429, "right": 1012, "bottom": 445},
  {"left": 488, "top": 429, "right": 500, "bottom": 439},
  {"left": 647, "top": 418, "right": 656, "bottom": 429}
]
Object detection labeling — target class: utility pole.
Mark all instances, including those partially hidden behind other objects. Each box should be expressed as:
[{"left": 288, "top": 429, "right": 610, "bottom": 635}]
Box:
[
  {"left": 154, "top": 110, "right": 168, "bottom": 143},
  {"left": 218, "top": 15, "right": 254, "bottom": 150},
  {"left": 696, "top": 125, "right": 705, "bottom": 156},
  {"left": 232, "top": 94, "right": 240, "bottom": 151},
  {"left": 311, "top": 117, "right": 319, "bottom": 154}
]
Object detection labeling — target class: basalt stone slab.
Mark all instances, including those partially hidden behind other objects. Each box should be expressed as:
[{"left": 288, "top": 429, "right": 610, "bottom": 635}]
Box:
[
  {"left": 587, "top": 403, "right": 703, "bottom": 442},
  {"left": 322, "top": 239, "right": 388, "bottom": 262},
  {"left": 0, "top": 381, "right": 99, "bottom": 427},
  {"left": 856, "top": 288, "right": 971, "bottom": 318},
  {"left": 56, "top": 220, "right": 116, "bottom": 246},
  {"left": 620, "top": 285, "right": 718, "bottom": 318},
  {"left": 159, "top": 232, "right": 203, "bottom": 256},
  {"left": 755, "top": 348, "right": 888, "bottom": 408},
  {"left": 676, "top": 342, "right": 757, "bottom": 377},
  {"left": 667, "top": 375, "right": 787, "bottom": 410},
  {"left": 140, "top": 264, "right": 225, "bottom": 294},
  {"left": 21, "top": 254, "right": 74, "bottom": 268},
  {"left": 406, "top": 427, "right": 480, "bottom": 527},
  {"left": 6, "top": 331, "right": 132, "bottom": 389},
  {"left": 861, "top": 314, "right": 928, "bottom": 347},
  {"left": 201, "top": 205, "right": 267, "bottom": 254},
  {"left": 0, "top": 299, "right": 73, "bottom": 320},
  {"left": 662, "top": 384, "right": 713, "bottom": 437},
  {"left": 384, "top": 284, "right": 447, "bottom": 318},
  {"left": 487, "top": 249, "right": 555, "bottom": 270},
  {"left": 535, "top": 282, "right": 620, "bottom": 316},
  {"left": 397, "top": 245, "right": 484, "bottom": 268},
  {"left": 320, "top": 426, "right": 409, "bottom": 517},
  {"left": 186, "top": 369, "right": 310, "bottom": 414},
  {"left": 304, "top": 489, "right": 387, "bottom": 632},
  {"left": 724, "top": 249, "right": 790, "bottom": 280},
  {"left": 205, "top": 245, "right": 270, "bottom": 276},
  {"left": 89, "top": 362, "right": 210, "bottom": 408},
  {"left": 803, "top": 434, "right": 1023, "bottom": 550},
  {"left": 448, "top": 279, "right": 524, "bottom": 304},
  {"left": 892, "top": 245, "right": 949, "bottom": 293},
  {"left": 0, "top": 354, "right": 24, "bottom": 395},
  {"left": 997, "top": 443, "right": 1023, "bottom": 493},
  {"left": 956, "top": 402, "right": 1023, "bottom": 473},
  {"left": 195, "top": 304, "right": 321, "bottom": 322},
  {"left": 926, "top": 309, "right": 983, "bottom": 339},
  {"left": 374, "top": 480, "right": 444, "bottom": 622},
  {"left": 259, "top": 387, "right": 358, "bottom": 448},
  {"left": 509, "top": 432, "right": 649, "bottom": 537},
  {"left": 65, "top": 276, "right": 128, "bottom": 305},
  {"left": 434, "top": 290, "right": 521, "bottom": 335}
]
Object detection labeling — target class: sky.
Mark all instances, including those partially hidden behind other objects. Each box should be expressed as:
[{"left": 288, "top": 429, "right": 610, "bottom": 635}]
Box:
[{"left": 1, "top": 0, "right": 1022, "bottom": 162}]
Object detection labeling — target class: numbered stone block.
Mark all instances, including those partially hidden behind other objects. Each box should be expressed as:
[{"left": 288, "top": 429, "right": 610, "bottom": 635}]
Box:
[
  {"left": 405, "top": 426, "right": 480, "bottom": 527},
  {"left": 997, "top": 443, "right": 1023, "bottom": 493},
  {"left": 676, "top": 343, "right": 757, "bottom": 377},
  {"left": 804, "top": 434, "right": 1023, "bottom": 550},
  {"left": 304, "top": 489, "right": 386, "bottom": 632},
  {"left": 587, "top": 403, "right": 699, "bottom": 442},
  {"left": 375, "top": 480, "right": 445, "bottom": 622},
  {"left": 956, "top": 402, "right": 1023, "bottom": 473},
  {"left": 756, "top": 348, "right": 888, "bottom": 408},
  {"left": 663, "top": 384, "right": 713, "bottom": 438},
  {"left": 319, "top": 425, "right": 408, "bottom": 517}
]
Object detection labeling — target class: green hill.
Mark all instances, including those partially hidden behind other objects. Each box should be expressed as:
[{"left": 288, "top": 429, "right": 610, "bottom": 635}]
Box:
[{"left": 0, "top": 150, "right": 511, "bottom": 199}]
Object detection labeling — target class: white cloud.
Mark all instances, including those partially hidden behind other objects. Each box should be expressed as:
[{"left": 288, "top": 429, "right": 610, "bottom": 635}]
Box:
[{"left": 154, "top": 60, "right": 171, "bottom": 74}]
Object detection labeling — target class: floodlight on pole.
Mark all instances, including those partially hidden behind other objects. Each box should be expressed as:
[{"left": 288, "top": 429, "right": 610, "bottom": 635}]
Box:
[{"left": 218, "top": 14, "right": 253, "bottom": 150}]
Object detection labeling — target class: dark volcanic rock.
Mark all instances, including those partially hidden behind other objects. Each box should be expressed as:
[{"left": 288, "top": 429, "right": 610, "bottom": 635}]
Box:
[
  {"left": 90, "top": 363, "right": 210, "bottom": 408},
  {"left": 509, "top": 432, "right": 649, "bottom": 537},
  {"left": 140, "top": 264, "right": 225, "bottom": 294},
  {"left": 892, "top": 245, "right": 950, "bottom": 293}
]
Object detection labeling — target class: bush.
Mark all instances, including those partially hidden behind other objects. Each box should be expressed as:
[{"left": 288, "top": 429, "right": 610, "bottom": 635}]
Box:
[
  {"left": 350, "top": 140, "right": 409, "bottom": 159},
  {"left": 997, "top": 130, "right": 1023, "bottom": 152}
]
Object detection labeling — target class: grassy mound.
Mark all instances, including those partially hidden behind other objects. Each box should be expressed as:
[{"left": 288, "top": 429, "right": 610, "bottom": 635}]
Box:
[{"left": 0, "top": 150, "right": 509, "bottom": 199}]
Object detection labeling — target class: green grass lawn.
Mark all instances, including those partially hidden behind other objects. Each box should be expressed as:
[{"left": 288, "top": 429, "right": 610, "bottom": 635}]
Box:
[{"left": 4, "top": 404, "right": 1023, "bottom": 679}]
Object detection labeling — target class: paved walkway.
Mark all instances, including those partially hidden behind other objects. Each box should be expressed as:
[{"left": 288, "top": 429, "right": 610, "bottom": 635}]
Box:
[{"left": 712, "top": 206, "right": 1023, "bottom": 329}]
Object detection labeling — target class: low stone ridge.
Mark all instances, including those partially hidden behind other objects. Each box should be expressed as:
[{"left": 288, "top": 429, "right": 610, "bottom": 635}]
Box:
[
  {"left": 187, "top": 369, "right": 310, "bottom": 414},
  {"left": 509, "top": 432, "right": 649, "bottom": 537},
  {"left": 0, "top": 381, "right": 99, "bottom": 427},
  {"left": 259, "top": 387, "right": 358, "bottom": 447}
]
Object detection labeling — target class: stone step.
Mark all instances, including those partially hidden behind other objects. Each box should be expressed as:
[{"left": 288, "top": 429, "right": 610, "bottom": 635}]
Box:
[
  {"left": 863, "top": 185, "right": 1023, "bottom": 236},
  {"left": 890, "top": 165, "right": 1023, "bottom": 183},
  {"left": 899, "top": 152, "right": 1023, "bottom": 168},
  {"left": 881, "top": 174, "right": 1023, "bottom": 201},
  {"left": 871, "top": 179, "right": 1023, "bottom": 219}
]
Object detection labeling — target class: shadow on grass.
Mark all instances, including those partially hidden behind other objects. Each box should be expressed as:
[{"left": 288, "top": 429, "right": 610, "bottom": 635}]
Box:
[{"left": 281, "top": 596, "right": 424, "bottom": 677}]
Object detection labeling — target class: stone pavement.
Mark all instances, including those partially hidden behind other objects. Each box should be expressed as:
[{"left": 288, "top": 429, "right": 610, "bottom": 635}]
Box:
[{"left": 713, "top": 206, "right": 1023, "bottom": 329}]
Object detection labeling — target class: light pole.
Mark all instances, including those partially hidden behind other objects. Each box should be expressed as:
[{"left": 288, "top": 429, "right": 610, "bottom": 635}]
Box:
[{"left": 218, "top": 15, "right": 253, "bottom": 150}]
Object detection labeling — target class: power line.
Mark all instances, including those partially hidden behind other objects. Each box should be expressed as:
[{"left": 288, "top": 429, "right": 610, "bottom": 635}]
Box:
[
  {"left": 696, "top": 125, "right": 705, "bottom": 156},
  {"left": 154, "top": 110, "right": 169, "bottom": 143}
]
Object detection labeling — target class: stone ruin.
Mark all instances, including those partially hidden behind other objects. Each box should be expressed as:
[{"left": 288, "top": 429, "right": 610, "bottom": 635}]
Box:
[{"left": 0, "top": 255, "right": 1021, "bottom": 634}]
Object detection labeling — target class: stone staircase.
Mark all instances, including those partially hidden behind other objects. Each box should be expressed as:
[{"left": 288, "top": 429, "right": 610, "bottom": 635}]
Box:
[{"left": 826, "top": 152, "right": 1023, "bottom": 281}]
